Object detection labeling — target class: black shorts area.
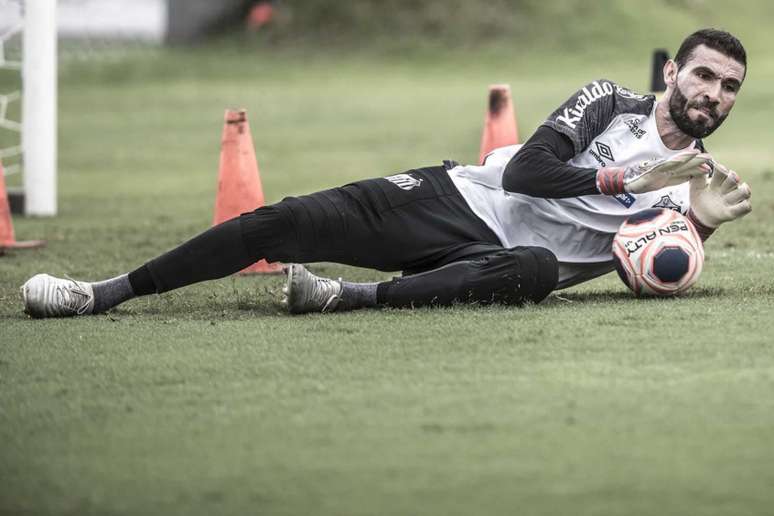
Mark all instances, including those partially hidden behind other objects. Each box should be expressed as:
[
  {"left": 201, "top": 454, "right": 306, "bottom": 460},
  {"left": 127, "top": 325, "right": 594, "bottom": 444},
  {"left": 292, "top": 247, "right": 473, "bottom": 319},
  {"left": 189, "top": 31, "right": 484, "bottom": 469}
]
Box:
[{"left": 271, "top": 165, "right": 504, "bottom": 273}]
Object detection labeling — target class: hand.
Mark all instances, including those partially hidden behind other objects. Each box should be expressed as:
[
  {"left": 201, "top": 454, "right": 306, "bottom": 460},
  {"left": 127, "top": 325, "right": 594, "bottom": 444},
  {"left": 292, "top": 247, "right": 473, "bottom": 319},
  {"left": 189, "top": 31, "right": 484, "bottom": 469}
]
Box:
[
  {"left": 596, "top": 148, "right": 712, "bottom": 195},
  {"left": 624, "top": 149, "right": 713, "bottom": 194},
  {"left": 689, "top": 162, "right": 752, "bottom": 229}
]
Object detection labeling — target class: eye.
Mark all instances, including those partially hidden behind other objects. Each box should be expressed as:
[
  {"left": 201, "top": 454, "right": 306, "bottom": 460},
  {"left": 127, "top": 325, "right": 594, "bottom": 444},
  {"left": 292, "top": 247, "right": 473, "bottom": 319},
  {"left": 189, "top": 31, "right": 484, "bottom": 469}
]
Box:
[
  {"left": 697, "top": 72, "right": 712, "bottom": 81},
  {"left": 723, "top": 83, "right": 738, "bottom": 93}
]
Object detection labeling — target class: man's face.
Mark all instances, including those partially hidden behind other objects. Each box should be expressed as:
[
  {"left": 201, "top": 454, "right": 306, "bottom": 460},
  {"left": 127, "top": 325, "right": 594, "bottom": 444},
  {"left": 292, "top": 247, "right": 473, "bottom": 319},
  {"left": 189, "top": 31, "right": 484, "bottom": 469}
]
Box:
[{"left": 667, "top": 44, "right": 745, "bottom": 139}]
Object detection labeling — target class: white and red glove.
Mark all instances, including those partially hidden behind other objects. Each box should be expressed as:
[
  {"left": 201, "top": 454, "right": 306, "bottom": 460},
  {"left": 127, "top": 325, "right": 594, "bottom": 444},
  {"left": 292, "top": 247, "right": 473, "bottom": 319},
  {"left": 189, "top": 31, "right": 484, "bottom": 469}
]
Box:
[
  {"left": 687, "top": 162, "right": 752, "bottom": 240},
  {"left": 597, "top": 148, "right": 713, "bottom": 195}
]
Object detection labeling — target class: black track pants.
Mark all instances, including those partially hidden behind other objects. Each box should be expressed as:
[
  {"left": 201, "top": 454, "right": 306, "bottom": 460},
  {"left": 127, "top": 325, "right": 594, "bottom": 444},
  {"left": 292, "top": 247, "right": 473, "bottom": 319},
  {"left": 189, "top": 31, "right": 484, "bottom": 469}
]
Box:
[{"left": 141, "top": 166, "right": 558, "bottom": 304}]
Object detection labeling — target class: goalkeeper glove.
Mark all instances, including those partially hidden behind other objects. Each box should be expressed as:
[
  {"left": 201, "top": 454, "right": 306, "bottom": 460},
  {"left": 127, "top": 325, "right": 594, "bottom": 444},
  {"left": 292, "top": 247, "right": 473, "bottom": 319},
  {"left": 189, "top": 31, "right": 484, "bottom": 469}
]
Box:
[
  {"left": 597, "top": 148, "right": 712, "bottom": 195},
  {"left": 687, "top": 162, "right": 752, "bottom": 240}
]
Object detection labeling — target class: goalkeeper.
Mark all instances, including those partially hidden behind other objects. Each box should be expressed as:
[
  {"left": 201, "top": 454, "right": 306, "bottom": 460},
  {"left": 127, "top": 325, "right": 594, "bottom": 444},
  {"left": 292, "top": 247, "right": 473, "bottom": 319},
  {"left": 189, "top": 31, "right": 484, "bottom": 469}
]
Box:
[{"left": 21, "top": 28, "right": 752, "bottom": 317}]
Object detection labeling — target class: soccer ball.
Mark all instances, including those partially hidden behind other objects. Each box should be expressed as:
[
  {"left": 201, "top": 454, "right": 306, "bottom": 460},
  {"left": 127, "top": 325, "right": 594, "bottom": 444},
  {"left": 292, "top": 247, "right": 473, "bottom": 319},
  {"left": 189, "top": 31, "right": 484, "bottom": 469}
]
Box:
[{"left": 612, "top": 208, "right": 704, "bottom": 296}]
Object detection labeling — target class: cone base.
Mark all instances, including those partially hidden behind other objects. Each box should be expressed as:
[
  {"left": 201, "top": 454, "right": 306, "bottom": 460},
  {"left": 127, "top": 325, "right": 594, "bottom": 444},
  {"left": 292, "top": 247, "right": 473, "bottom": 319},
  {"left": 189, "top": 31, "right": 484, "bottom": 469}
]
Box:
[
  {"left": 0, "top": 239, "right": 46, "bottom": 250},
  {"left": 238, "top": 259, "right": 284, "bottom": 275}
]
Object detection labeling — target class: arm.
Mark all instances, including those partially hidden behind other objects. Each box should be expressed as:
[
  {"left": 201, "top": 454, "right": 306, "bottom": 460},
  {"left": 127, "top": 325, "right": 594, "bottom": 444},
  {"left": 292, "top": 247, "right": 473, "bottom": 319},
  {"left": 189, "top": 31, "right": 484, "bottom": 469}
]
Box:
[
  {"left": 502, "top": 124, "right": 711, "bottom": 199},
  {"left": 502, "top": 79, "right": 624, "bottom": 199},
  {"left": 502, "top": 125, "right": 600, "bottom": 198},
  {"left": 504, "top": 79, "right": 710, "bottom": 199}
]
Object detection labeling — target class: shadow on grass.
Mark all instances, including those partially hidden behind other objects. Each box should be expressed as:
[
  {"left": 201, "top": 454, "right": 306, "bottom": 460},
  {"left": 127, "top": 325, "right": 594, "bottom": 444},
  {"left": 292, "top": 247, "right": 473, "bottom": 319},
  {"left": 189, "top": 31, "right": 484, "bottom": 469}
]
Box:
[
  {"left": 4, "top": 284, "right": 737, "bottom": 322},
  {"left": 545, "top": 286, "right": 728, "bottom": 306}
]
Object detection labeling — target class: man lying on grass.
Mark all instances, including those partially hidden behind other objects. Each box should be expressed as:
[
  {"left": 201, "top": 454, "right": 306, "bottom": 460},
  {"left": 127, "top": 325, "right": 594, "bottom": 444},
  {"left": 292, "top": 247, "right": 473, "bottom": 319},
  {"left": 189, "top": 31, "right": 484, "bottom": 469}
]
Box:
[{"left": 22, "top": 28, "right": 751, "bottom": 318}]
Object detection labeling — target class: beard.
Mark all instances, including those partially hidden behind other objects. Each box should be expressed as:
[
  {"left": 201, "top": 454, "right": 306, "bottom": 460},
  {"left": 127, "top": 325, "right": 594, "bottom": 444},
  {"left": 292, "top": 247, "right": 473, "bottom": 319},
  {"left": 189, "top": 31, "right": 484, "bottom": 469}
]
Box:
[{"left": 668, "top": 83, "right": 727, "bottom": 139}]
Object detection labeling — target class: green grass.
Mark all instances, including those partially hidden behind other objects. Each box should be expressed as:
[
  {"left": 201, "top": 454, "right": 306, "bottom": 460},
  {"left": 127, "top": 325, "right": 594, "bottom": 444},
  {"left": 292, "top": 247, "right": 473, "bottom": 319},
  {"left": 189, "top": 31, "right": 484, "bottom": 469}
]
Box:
[{"left": 3, "top": 14, "right": 774, "bottom": 516}]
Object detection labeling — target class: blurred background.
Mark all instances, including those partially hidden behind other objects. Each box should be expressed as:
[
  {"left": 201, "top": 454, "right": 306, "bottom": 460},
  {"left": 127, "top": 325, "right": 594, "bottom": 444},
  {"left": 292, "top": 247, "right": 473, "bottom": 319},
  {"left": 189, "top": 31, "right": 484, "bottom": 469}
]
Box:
[{"left": 2, "top": 0, "right": 769, "bottom": 49}]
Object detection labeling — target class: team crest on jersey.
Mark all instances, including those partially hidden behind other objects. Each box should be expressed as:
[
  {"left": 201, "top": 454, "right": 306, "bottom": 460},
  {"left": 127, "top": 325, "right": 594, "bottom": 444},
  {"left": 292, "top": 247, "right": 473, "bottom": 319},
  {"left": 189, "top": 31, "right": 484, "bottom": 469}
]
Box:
[
  {"left": 385, "top": 174, "right": 423, "bottom": 191},
  {"left": 614, "top": 193, "right": 636, "bottom": 208},
  {"left": 624, "top": 119, "right": 647, "bottom": 139},
  {"left": 652, "top": 194, "right": 682, "bottom": 212}
]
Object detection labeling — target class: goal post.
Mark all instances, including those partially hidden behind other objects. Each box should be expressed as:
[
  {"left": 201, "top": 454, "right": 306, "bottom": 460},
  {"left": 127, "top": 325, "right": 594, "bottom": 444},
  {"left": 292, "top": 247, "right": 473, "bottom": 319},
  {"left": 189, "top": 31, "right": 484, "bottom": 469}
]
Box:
[
  {"left": 0, "top": 0, "right": 57, "bottom": 216},
  {"left": 21, "top": 0, "right": 57, "bottom": 216},
  {"left": 3, "top": 0, "right": 170, "bottom": 217}
]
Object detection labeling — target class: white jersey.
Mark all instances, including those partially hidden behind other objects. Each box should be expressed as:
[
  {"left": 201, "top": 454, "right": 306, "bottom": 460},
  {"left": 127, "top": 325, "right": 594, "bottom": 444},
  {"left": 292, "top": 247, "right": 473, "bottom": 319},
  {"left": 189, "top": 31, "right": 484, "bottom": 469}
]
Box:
[{"left": 447, "top": 79, "right": 700, "bottom": 288}]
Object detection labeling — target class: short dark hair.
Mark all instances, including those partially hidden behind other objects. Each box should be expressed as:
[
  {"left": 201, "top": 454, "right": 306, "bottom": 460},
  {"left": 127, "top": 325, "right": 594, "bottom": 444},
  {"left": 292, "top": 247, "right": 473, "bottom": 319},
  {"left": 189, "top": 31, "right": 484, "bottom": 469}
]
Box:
[{"left": 674, "top": 28, "right": 747, "bottom": 72}]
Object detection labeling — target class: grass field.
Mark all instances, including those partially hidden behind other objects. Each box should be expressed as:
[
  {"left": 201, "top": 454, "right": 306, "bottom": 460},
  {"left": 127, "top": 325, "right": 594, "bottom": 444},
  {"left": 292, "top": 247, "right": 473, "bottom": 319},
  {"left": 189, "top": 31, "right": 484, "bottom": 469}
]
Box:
[{"left": 2, "top": 9, "right": 774, "bottom": 516}]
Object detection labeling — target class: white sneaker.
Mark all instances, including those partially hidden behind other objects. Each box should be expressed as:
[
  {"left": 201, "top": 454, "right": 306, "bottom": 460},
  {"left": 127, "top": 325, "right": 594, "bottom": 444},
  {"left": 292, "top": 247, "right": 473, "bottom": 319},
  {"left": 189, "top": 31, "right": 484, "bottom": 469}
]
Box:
[
  {"left": 282, "top": 264, "right": 343, "bottom": 314},
  {"left": 21, "top": 274, "right": 95, "bottom": 318}
]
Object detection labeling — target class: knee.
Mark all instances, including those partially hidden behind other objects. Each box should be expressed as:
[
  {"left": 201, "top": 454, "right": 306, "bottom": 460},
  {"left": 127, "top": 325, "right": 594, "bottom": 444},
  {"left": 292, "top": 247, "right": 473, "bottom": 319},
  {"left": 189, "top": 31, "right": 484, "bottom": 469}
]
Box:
[
  {"left": 472, "top": 246, "right": 558, "bottom": 305},
  {"left": 238, "top": 205, "right": 298, "bottom": 262},
  {"left": 518, "top": 246, "right": 558, "bottom": 304}
]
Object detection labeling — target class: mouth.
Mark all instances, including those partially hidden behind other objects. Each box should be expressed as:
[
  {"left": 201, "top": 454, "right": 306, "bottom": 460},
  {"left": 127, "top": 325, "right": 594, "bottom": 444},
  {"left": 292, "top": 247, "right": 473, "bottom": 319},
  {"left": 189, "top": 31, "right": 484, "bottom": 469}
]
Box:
[{"left": 691, "top": 106, "right": 715, "bottom": 122}]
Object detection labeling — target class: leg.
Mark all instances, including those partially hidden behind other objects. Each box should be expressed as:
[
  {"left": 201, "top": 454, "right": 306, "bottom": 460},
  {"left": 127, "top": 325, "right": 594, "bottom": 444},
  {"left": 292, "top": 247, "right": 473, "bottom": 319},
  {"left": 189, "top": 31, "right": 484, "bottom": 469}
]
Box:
[
  {"left": 21, "top": 206, "right": 290, "bottom": 317},
  {"left": 284, "top": 246, "right": 558, "bottom": 313},
  {"left": 21, "top": 165, "right": 504, "bottom": 317},
  {"left": 379, "top": 246, "right": 558, "bottom": 307},
  {"left": 139, "top": 164, "right": 501, "bottom": 290}
]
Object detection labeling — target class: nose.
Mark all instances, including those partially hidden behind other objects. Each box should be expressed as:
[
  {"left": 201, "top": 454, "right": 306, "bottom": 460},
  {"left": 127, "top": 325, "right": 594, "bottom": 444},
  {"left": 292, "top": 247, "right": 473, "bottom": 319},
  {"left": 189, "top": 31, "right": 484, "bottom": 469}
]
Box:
[{"left": 704, "top": 80, "right": 722, "bottom": 104}]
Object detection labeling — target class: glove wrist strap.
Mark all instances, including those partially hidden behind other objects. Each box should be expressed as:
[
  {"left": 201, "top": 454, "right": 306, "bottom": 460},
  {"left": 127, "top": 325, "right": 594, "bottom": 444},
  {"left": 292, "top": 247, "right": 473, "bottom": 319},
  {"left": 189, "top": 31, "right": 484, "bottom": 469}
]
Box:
[
  {"left": 687, "top": 209, "right": 716, "bottom": 242},
  {"left": 596, "top": 167, "right": 625, "bottom": 195}
]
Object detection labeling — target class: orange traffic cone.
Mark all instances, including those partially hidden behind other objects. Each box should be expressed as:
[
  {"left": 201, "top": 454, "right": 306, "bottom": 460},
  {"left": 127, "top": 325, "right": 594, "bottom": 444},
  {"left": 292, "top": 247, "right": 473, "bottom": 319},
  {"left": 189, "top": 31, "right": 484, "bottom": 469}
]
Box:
[
  {"left": 246, "top": 1, "right": 274, "bottom": 30},
  {"left": 213, "top": 109, "right": 282, "bottom": 274},
  {"left": 0, "top": 160, "right": 45, "bottom": 252},
  {"left": 478, "top": 84, "right": 520, "bottom": 164}
]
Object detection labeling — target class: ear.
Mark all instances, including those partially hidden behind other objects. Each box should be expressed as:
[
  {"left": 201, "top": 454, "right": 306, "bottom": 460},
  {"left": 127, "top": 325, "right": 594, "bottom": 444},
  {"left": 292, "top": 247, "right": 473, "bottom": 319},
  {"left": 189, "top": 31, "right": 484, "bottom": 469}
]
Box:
[{"left": 663, "top": 59, "right": 678, "bottom": 88}]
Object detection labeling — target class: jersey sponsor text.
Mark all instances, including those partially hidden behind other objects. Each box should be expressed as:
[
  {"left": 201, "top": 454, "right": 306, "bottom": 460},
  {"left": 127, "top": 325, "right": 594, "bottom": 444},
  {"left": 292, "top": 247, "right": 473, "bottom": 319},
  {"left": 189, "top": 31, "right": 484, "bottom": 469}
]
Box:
[{"left": 555, "top": 80, "right": 614, "bottom": 129}]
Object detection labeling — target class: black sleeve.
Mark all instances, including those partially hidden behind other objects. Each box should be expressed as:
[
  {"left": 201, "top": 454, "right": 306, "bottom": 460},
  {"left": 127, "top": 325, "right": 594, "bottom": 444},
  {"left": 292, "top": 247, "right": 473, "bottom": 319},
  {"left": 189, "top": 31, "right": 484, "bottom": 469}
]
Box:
[
  {"left": 502, "top": 79, "right": 655, "bottom": 199},
  {"left": 502, "top": 125, "right": 600, "bottom": 198}
]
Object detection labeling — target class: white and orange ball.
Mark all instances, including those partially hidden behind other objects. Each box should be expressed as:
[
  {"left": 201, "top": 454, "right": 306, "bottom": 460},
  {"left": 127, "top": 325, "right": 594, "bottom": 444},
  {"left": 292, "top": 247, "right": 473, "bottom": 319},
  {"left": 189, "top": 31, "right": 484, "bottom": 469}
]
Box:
[{"left": 612, "top": 208, "right": 704, "bottom": 296}]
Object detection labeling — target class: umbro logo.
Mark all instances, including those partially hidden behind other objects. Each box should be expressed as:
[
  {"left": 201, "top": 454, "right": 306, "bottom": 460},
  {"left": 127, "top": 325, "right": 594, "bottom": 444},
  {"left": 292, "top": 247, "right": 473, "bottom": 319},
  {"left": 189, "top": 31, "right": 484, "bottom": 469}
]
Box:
[
  {"left": 595, "top": 142, "right": 615, "bottom": 162},
  {"left": 385, "top": 174, "right": 423, "bottom": 191}
]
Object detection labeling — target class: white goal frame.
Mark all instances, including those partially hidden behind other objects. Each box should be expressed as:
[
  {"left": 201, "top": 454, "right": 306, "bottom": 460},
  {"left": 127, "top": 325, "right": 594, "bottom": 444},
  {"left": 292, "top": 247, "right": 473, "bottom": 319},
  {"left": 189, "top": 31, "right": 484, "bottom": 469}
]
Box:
[
  {"left": 22, "top": 0, "right": 58, "bottom": 216},
  {"left": 0, "top": 0, "right": 57, "bottom": 216}
]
